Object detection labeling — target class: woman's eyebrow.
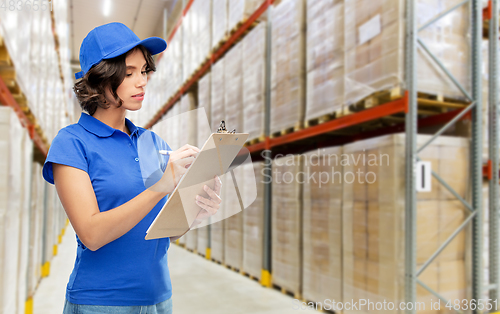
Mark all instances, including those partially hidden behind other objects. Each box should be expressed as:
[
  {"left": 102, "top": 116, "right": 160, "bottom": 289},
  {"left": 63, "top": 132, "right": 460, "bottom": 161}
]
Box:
[{"left": 126, "top": 63, "right": 147, "bottom": 69}]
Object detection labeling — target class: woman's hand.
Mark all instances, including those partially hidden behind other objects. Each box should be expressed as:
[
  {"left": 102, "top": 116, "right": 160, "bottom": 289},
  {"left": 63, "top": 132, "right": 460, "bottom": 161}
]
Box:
[
  {"left": 150, "top": 144, "right": 200, "bottom": 194},
  {"left": 191, "top": 175, "right": 222, "bottom": 227}
]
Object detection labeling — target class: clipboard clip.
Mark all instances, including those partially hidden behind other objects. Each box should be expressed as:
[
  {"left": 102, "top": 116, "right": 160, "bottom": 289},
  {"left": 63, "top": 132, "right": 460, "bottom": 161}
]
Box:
[{"left": 216, "top": 120, "right": 236, "bottom": 134}]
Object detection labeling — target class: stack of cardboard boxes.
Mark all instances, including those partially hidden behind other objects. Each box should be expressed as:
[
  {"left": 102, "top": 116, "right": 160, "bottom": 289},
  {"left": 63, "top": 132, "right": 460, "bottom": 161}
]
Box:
[
  {"left": 271, "top": 154, "right": 304, "bottom": 296},
  {"left": 302, "top": 146, "right": 343, "bottom": 305},
  {"left": 270, "top": 0, "right": 306, "bottom": 134},
  {"left": 242, "top": 22, "right": 267, "bottom": 142},
  {"left": 341, "top": 134, "right": 468, "bottom": 313}
]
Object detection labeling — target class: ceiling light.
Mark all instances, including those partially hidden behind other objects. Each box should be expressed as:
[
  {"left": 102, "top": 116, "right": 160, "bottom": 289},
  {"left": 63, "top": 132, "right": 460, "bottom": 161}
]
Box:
[{"left": 103, "top": 0, "right": 111, "bottom": 17}]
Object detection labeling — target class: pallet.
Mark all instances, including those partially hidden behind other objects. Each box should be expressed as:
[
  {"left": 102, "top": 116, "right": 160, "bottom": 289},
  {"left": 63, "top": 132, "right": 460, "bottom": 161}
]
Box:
[
  {"left": 225, "top": 265, "right": 241, "bottom": 273},
  {"left": 304, "top": 113, "right": 334, "bottom": 128},
  {"left": 186, "top": 247, "right": 197, "bottom": 254},
  {"left": 241, "top": 271, "right": 260, "bottom": 283},
  {"left": 0, "top": 67, "right": 22, "bottom": 96},
  {"left": 211, "top": 258, "right": 223, "bottom": 265},
  {"left": 211, "top": 19, "right": 260, "bottom": 57},
  {"left": 211, "top": 35, "right": 230, "bottom": 54},
  {"left": 417, "top": 91, "right": 468, "bottom": 113},
  {"left": 0, "top": 43, "right": 12, "bottom": 66},
  {"left": 349, "top": 87, "right": 403, "bottom": 113},
  {"left": 270, "top": 122, "right": 303, "bottom": 139},
  {"left": 335, "top": 106, "right": 354, "bottom": 118},
  {"left": 245, "top": 134, "right": 266, "bottom": 146},
  {"left": 346, "top": 87, "right": 470, "bottom": 122},
  {"left": 198, "top": 53, "right": 213, "bottom": 70},
  {"left": 272, "top": 283, "right": 302, "bottom": 300},
  {"left": 228, "top": 19, "right": 259, "bottom": 37}
]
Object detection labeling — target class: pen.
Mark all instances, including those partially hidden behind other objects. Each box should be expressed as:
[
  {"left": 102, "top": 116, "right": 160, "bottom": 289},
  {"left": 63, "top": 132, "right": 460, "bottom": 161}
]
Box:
[{"left": 158, "top": 149, "right": 173, "bottom": 156}]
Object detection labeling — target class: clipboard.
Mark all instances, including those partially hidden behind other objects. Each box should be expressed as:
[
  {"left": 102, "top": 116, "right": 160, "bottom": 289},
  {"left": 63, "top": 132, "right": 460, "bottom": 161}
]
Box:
[{"left": 145, "top": 132, "right": 249, "bottom": 239}]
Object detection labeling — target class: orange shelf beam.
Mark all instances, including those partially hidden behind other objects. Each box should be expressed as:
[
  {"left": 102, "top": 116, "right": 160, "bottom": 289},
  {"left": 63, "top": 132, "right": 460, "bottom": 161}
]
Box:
[
  {"left": 268, "top": 92, "right": 408, "bottom": 148},
  {"left": 0, "top": 77, "right": 48, "bottom": 156},
  {"left": 145, "top": 0, "right": 274, "bottom": 129},
  {"left": 244, "top": 92, "right": 473, "bottom": 155},
  {"left": 484, "top": 0, "right": 493, "bottom": 20}
]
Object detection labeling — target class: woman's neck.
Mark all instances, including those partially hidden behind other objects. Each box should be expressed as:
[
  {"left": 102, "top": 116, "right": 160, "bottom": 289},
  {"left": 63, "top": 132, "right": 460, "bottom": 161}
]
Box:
[{"left": 92, "top": 106, "right": 130, "bottom": 135}]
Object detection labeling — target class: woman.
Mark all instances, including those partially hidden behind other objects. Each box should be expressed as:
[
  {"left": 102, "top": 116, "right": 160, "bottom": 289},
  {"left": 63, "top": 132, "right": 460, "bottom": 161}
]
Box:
[{"left": 42, "top": 22, "right": 221, "bottom": 314}]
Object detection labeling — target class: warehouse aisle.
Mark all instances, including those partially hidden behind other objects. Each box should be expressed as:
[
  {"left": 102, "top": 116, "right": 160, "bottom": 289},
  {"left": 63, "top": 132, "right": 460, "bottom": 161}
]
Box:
[
  {"left": 33, "top": 224, "right": 76, "bottom": 314},
  {"left": 33, "top": 226, "right": 315, "bottom": 314}
]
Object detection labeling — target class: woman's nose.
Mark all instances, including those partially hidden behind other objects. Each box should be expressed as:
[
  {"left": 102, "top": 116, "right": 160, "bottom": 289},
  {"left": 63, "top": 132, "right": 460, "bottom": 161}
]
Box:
[{"left": 137, "top": 73, "right": 147, "bottom": 87}]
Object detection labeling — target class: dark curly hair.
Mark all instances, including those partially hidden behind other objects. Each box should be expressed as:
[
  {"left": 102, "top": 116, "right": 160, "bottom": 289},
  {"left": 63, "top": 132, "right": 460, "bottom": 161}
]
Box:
[{"left": 73, "top": 45, "right": 156, "bottom": 116}]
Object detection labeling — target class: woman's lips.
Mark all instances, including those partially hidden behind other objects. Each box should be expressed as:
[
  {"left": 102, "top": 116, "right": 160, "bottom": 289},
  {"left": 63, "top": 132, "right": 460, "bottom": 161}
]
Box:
[{"left": 132, "top": 93, "right": 145, "bottom": 101}]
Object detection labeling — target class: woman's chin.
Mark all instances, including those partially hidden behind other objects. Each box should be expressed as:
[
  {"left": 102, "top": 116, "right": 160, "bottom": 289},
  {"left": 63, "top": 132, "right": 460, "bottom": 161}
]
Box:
[{"left": 126, "top": 104, "right": 142, "bottom": 111}]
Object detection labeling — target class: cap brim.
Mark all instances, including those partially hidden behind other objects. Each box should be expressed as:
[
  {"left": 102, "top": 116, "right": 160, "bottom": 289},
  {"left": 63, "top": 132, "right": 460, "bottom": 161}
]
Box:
[{"left": 104, "top": 37, "right": 167, "bottom": 60}]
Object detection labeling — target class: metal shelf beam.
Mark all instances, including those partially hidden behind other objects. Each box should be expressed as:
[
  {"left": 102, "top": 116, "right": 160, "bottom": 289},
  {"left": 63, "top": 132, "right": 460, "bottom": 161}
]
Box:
[{"left": 244, "top": 99, "right": 470, "bottom": 156}]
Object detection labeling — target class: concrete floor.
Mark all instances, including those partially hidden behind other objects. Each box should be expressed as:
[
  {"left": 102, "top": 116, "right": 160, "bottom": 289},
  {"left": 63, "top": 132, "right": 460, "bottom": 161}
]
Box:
[{"left": 33, "top": 225, "right": 317, "bottom": 314}]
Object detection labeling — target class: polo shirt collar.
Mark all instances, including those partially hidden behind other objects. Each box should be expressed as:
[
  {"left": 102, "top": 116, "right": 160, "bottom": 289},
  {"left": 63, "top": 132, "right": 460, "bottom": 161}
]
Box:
[
  {"left": 78, "top": 112, "right": 141, "bottom": 138},
  {"left": 125, "top": 116, "right": 140, "bottom": 137}
]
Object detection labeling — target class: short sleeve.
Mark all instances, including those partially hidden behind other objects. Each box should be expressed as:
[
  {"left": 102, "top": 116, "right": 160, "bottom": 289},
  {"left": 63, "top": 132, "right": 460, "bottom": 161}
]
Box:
[{"left": 42, "top": 129, "right": 89, "bottom": 184}]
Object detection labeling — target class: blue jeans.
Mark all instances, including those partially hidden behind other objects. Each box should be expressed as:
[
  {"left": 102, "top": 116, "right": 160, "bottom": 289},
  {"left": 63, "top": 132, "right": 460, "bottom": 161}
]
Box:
[{"left": 63, "top": 298, "right": 173, "bottom": 314}]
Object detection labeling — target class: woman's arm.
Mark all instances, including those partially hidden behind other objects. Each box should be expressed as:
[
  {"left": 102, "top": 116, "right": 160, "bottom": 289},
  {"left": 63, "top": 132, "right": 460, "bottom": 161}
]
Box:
[
  {"left": 53, "top": 164, "right": 167, "bottom": 251},
  {"left": 54, "top": 144, "right": 199, "bottom": 251}
]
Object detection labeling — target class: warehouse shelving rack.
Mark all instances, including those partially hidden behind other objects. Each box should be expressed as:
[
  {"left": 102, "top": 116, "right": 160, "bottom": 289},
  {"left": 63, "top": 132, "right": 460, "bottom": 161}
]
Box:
[
  {"left": 405, "top": 0, "right": 483, "bottom": 312},
  {"left": 0, "top": 11, "right": 72, "bottom": 314},
  {"left": 148, "top": 0, "right": 498, "bottom": 312},
  {"left": 0, "top": 8, "right": 69, "bottom": 158},
  {"left": 486, "top": 0, "right": 500, "bottom": 309}
]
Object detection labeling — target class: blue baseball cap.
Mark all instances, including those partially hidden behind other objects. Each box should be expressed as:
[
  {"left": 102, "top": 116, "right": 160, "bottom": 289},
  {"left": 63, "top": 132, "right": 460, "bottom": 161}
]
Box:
[{"left": 75, "top": 22, "right": 167, "bottom": 79}]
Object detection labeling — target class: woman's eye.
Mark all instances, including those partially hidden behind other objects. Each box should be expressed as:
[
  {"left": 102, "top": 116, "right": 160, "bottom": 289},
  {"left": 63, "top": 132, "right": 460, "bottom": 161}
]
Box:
[
  {"left": 141, "top": 71, "right": 147, "bottom": 75},
  {"left": 126, "top": 73, "right": 132, "bottom": 77}
]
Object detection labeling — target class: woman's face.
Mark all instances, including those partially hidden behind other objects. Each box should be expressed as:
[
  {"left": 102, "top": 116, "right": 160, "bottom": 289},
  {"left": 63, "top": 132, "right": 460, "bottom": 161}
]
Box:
[{"left": 107, "top": 48, "right": 148, "bottom": 111}]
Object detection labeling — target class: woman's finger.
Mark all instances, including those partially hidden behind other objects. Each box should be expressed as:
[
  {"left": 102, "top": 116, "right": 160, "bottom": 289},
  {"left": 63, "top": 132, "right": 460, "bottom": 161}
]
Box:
[
  {"left": 177, "top": 156, "right": 195, "bottom": 168},
  {"left": 174, "top": 148, "right": 198, "bottom": 160},
  {"left": 196, "top": 194, "right": 219, "bottom": 210},
  {"left": 214, "top": 175, "right": 222, "bottom": 195},
  {"left": 195, "top": 196, "right": 219, "bottom": 215},
  {"left": 195, "top": 200, "right": 217, "bottom": 216},
  {"left": 179, "top": 144, "right": 200, "bottom": 153},
  {"left": 203, "top": 185, "right": 221, "bottom": 204}
]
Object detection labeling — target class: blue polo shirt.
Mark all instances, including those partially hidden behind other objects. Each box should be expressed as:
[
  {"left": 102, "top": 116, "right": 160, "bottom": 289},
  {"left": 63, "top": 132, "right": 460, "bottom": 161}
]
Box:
[{"left": 42, "top": 112, "right": 172, "bottom": 306}]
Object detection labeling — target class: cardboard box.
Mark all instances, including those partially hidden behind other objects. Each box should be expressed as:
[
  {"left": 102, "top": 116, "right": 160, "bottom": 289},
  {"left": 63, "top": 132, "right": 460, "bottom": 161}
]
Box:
[
  {"left": 272, "top": 154, "right": 303, "bottom": 294},
  {"left": 242, "top": 22, "right": 266, "bottom": 140},
  {"left": 302, "top": 146, "right": 342, "bottom": 304},
  {"left": 211, "top": 59, "right": 225, "bottom": 132},
  {"left": 242, "top": 162, "right": 264, "bottom": 280},
  {"left": 270, "top": 0, "right": 306, "bottom": 134},
  {"left": 342, "top": 134, "right": 469, "bottom": 313}
]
